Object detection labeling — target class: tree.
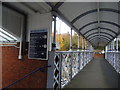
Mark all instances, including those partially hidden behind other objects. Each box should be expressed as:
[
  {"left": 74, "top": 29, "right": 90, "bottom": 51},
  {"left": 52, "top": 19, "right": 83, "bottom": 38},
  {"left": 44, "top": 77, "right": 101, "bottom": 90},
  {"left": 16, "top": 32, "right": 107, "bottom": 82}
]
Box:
[{"left": 72, "top": 33, "right": 78, "bottom": 50}]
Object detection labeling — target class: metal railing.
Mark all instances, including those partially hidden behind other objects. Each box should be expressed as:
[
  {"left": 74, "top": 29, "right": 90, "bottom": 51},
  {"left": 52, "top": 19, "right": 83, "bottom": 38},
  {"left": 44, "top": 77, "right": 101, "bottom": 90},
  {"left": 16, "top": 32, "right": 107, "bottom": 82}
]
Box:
[
  {"left": 2, "top": 65, "right": 51, "bottom": 89},
  {"left": 105, "top": 51, "right": 120, "bottom": 73},
  {"left": 53, "top": 50, "right": 93, "bottom": 89}
]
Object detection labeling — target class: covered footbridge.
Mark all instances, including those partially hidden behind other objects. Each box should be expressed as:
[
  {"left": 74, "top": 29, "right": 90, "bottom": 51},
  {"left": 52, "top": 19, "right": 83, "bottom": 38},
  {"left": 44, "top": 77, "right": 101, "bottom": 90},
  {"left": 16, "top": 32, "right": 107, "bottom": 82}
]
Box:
[{"left": 0, "top": 1, "right": 120, "bottom": 89}]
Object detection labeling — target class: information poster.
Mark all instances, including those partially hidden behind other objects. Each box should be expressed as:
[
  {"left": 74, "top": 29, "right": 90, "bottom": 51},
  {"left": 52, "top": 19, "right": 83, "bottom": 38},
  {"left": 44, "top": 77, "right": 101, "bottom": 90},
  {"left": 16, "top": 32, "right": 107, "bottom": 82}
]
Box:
[{"left": 28, "top": 29, "right": 48, "bottom": 60}]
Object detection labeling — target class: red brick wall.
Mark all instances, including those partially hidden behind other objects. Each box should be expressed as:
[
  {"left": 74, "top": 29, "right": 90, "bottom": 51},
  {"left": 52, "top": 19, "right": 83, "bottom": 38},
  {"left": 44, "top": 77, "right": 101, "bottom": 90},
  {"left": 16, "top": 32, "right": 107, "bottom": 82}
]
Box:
[
  {"left": 93, "top": 53, "right": 104, "bottom": 59},
  {"left": 2, "top": 44, "right": 48, "bottom": 88}
]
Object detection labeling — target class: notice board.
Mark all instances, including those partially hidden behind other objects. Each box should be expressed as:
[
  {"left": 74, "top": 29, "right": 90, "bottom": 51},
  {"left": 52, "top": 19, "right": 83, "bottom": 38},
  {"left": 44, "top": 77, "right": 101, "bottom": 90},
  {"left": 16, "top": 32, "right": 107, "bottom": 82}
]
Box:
[{"left": 28, "top": 29, "right": 48, "bottom": 60}]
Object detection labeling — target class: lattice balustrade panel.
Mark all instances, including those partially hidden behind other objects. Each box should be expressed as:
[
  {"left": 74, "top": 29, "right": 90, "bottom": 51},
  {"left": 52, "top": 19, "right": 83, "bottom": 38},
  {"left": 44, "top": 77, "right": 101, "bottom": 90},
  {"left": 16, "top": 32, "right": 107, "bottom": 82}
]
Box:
[
  {"left": 54, "top": 53, "right": 60, "bottom": 90},
  {"left": 61, "top": 52, "right": 71, "bottom": 87},
  {"left": 72, "top": 53, "right": 79, "bottom": 77}
]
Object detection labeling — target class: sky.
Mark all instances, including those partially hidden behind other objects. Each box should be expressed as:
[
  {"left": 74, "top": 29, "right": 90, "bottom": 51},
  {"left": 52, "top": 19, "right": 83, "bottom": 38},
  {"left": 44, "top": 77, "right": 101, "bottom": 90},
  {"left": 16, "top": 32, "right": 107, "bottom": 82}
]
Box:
[{"left": 52, "top": 17, "right": 76, "bottom": 35}]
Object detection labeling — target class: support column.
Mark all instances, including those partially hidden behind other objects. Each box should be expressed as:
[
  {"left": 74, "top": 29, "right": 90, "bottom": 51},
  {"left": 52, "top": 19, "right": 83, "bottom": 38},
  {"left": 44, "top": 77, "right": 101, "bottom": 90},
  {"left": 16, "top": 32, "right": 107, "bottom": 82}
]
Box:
[
  {"left": 110, "top": 42, "right": 112, "bottom": 51},
  {"left": 84, "top": 39, "right": 86, "bottom": 50},
  {"left": 108, "top": 44, "right": 110, "bottom": 51},
  {"left": 47, "top": 16, "right": 57, "bottom": 88},
  {"left": 70, "top": 28, "right": 72, "bottom": 51},
  {"left": 78, "top": 34, "right": 80, "bottom": 51},
  {"left": 52, "top": 16, "right": 56, "bottom": 51},
  {"left": 105, "top": 46, "right": 108, "bottom": 51},
  {"left": 90, "top": 45, "right": 92, "bottom": 51},
  {"left": 113, "top": 40, "right": 115, "bottom": 50},
  {"left": 116, "top": 37, "right": 118, "bottom": 51},
  {"left": 82, "top": 38, "right": 84, "bottom": 51},
  {"left": 105, "top": 45, "right": 108, "bottom": 59},
  {"left": 109, "top": 44, "right": 111, "bottom": 51}
]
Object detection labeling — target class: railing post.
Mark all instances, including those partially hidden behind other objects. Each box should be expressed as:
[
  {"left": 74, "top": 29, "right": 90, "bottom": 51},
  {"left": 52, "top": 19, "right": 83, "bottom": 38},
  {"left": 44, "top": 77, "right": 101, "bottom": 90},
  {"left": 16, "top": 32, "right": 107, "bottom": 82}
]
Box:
[
  {"left": 78, "top": 52, "right": 81, "bottom": 71},
  {"left": 46, "top": 51, "right": 55, "bottom": 88},
  {"left": 77, "top": 34, "right": 80, "bottom": 72},
  {"left": 59, "top": 53, "right": 62, "bottom": 89},
  {"left": 70, "top": 52, "right": 73, "bottom": 79},
  {"left": 82, "top": 38, "right": 84, "bottom": 67}
]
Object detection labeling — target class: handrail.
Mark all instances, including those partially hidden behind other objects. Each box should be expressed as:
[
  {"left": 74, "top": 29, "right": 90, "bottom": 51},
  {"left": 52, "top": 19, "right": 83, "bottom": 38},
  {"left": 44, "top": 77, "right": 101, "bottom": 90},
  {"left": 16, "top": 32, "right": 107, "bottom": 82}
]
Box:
[
  {"left": 56, "top": 50, "right": 93, "bottom": 53},
  {"left": 2, "top": 65, "right": 51, "bottom": 89}
]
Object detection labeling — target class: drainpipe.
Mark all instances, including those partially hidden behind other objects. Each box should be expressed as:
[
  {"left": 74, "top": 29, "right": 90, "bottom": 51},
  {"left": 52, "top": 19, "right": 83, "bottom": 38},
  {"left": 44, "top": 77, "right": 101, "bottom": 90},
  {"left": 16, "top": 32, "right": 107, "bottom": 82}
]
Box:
[{"left": 18, "top": 15, "right": 27, "bottom": 59}]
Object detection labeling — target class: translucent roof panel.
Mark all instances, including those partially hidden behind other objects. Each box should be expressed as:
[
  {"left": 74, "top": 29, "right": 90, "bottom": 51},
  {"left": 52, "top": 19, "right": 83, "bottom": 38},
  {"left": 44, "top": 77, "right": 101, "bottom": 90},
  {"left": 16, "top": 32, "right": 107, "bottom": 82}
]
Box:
[{"left": 0, "top": 28, "right": 18, "bottom": 42}]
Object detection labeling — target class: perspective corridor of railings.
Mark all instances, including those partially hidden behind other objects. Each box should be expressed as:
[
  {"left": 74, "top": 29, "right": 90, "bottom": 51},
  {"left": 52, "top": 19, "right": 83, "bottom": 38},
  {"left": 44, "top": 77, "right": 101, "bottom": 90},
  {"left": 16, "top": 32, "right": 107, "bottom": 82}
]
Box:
[
  {"left": 105, "top": 51, "right": 120, "bottom": 74},
  {"left": 54, "top": 51, "right": 93, "bottom": 89}
]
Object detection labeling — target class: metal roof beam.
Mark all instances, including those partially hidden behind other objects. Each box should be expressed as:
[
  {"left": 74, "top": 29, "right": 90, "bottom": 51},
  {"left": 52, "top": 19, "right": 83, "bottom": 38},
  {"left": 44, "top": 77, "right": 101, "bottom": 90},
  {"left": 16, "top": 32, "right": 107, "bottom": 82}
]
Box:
[
  {"left": 46, "top": 2, "right": 94, "bottom": 46},
  {"left": 86, "top": 32, "right": 114, "bottom": 39},
  {"left": 88, "top": 34, "right": 112, "bottom": 41},
  {"left": 89, "top": 36, "right": 110, "bottom": 41},
  {"left": 83, "top": 27, "right": 117, "bottom": 36},
  {"left": 71, "top": 8, "right": 120, "bottom": 24},
  {"left": 79, "top": 20, "right": 120, "bottom": 32},
  {"left": 54, "top": 2, "right": 64, "bottom": 9}
]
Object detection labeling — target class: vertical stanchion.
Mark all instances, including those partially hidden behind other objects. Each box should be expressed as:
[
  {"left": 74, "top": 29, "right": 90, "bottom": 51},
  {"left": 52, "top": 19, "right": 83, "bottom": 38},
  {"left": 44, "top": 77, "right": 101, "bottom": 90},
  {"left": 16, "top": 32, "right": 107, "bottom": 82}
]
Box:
[
  {"left": 116, "top": 37, "right": 118, "bottom": 52},
  {"left": 78, "top": 34, "right": 80, "bottom": 72},
  {"left": 69, "top": 28, "right": 73, "bottom": 80},
  {"left": 70, "top": 52, "right": 73, "bottom": 80},
  {"left": 82, "top": 38, "right": 84, "bottom": 67},
  {"left": 70, "top": 28, "right": 72, "bottom": 51},
  {"left": 52, "top": 16, "right": 56, "bottom": 51},
  {"left": 59, "top": 53, "right": 62, "bottom": 89},
  {"left": 78, "top": 34, "right": 80, "bottom": 51}
]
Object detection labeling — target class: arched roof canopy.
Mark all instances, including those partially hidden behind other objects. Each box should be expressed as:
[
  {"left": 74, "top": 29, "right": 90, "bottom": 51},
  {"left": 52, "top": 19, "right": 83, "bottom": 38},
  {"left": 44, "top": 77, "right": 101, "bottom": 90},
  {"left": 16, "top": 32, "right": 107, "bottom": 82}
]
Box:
[
  {"left": 86, "top": 31, "right": 114, "bottom": 39},
  {"left": 88, "top": 34, "right": 112, "bottom": 41},
  {"left": 83, "top": 27, "right": 117, "bottom": 36},
  {"left": 79, "top": 21, "right": 120, "bottom": 32},
  {"left": 71, "top": 8, "right": 120, "bottom": 24},
  {"left": 89, "top": 36, "right": 111, "bottom": 42}
]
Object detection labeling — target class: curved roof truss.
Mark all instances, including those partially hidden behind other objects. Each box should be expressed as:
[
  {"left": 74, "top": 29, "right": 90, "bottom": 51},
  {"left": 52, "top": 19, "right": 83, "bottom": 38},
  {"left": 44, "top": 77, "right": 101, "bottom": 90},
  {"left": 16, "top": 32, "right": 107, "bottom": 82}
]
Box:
[
  {"left": 88, "top": 34, "right": 112, "bottom": 41},
  {"left": 83, "top": 27, "right": 117, "bottom": 36},
  {"left": 89, "top": 36, "right": 111, "bottom": 42},
  {"left": 71, "top": 8, "right": 120, "bottom": 24},
  {"left": 79, "top": 21, "right": 120, "bottom": 31},
  {"left": 86, "top": 31, "right": 114, "bottom": 39}
]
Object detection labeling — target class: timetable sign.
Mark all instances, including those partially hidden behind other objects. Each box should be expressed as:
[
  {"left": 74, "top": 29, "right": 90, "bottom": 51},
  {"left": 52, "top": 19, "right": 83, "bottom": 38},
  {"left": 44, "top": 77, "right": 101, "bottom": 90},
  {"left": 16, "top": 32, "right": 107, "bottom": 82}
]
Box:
[{"left": 29, "top": 29, "right": 48, "bottom": 60}]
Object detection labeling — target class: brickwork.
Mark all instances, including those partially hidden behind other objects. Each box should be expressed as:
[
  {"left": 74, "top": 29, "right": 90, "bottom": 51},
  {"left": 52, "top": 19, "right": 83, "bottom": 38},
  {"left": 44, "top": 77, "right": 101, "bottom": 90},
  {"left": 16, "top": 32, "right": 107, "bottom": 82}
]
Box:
[
  {"left": 93, "top": 53, "right": 105, "bottom": 59},
  {"left": 2, "top": 43, "right": 48, "bottom": 88}
]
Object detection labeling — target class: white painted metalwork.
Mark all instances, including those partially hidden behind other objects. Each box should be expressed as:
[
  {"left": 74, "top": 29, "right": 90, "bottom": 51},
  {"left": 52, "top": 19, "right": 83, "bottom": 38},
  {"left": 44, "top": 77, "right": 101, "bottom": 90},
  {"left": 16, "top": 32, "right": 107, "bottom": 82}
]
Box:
[
  {"left": 70, "top": 28, "right": 72, "bottom": 51},
  {"left": 78, "top": 35, "right": 80, "bottom": 51},
  {"left": 116, "top": 37, "right": 118, "bottom": 51},
  {"left": 105, "top": 51, "right": 120, "bottom": 73},
  {"left": 54, "top": 51, "right": 93, "bottom": 89}
]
